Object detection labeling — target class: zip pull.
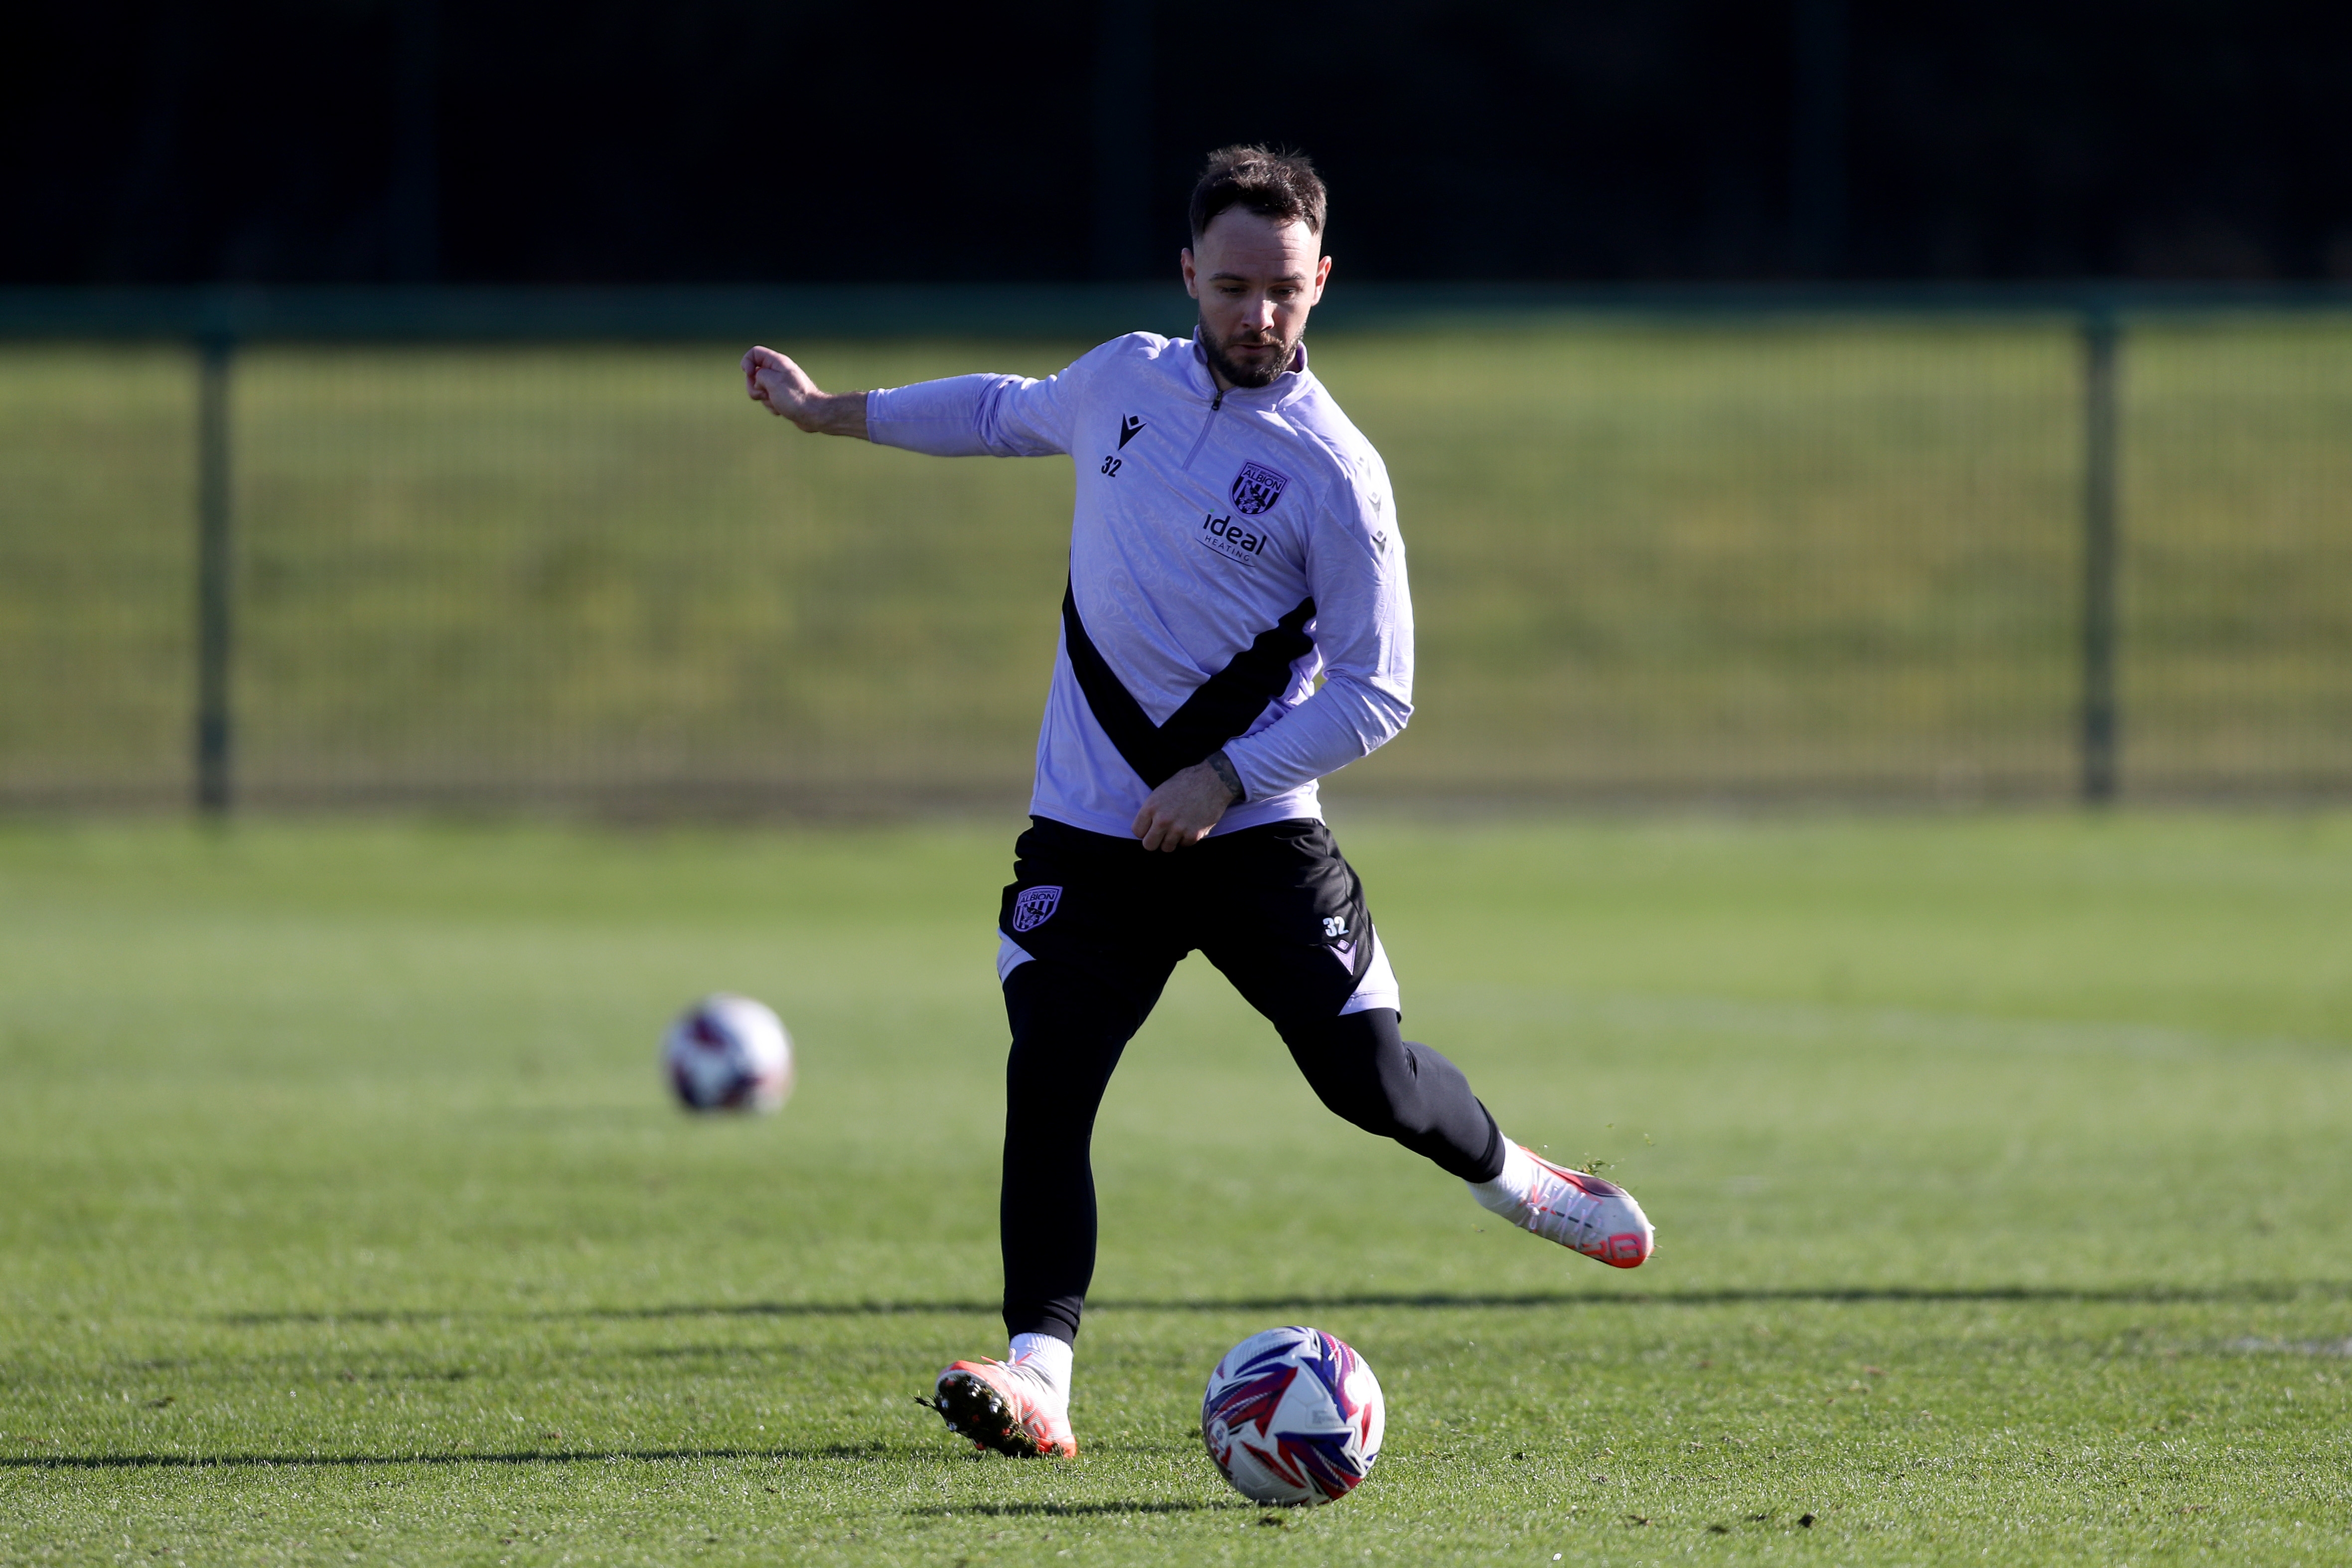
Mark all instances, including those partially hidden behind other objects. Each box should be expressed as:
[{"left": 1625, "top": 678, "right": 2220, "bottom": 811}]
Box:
[{"left": 1184, "top": 387, "right": 1225, "bottom": 470}]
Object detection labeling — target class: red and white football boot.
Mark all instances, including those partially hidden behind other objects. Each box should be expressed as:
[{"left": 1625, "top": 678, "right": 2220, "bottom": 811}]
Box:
[
  {"left": 1478, "top": 1142, "right": 1655, "bottom": 1268},
  {"left": 928, "top": 1357, "right": 1078, "bottom": 1458}
]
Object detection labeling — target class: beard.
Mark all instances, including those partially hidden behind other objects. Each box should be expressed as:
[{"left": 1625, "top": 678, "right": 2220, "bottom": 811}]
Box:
[{"left": 1197, "top": 318, "right": 1298, "bottom": 390}]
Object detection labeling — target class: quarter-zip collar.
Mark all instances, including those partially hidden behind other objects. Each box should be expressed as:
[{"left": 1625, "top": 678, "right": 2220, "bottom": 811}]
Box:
[{"left": 1186, "top": 335, "right": 1315, "bottom": 412}]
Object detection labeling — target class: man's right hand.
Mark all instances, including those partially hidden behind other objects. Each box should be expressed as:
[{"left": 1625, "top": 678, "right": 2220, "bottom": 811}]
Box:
[{"left": 742, "top": 346, "right": 870, "bottom": 438}]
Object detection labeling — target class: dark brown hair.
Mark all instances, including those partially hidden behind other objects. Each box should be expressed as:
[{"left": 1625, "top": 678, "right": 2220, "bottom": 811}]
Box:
[{"left": 1187, "top": 145, "right": 1328, "bottom": 241}]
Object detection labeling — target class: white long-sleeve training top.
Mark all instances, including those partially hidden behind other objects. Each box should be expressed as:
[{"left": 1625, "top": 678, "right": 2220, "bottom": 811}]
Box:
[{"left": 866, "top": 331, "right": 1412, "bottom": 839}]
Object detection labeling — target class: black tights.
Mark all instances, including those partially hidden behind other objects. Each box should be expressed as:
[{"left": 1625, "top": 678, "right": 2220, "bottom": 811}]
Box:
[{"left": 999, "top": 953, "right": 1504, "bottom": 1345}]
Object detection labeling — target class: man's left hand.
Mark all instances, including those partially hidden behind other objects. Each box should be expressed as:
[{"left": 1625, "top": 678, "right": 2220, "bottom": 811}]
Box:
[{"left": 1132, "top": 761, "right": 1235, "bottom": 852}]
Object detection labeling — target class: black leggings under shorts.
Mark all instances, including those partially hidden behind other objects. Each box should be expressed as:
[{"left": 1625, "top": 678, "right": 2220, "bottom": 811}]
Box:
[{"left": 994, "top": 814, "right": 1505, "bottom": 1345}]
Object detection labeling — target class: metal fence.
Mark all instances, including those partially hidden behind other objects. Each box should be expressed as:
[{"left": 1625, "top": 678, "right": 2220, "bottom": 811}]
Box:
[{"left": 3, "top": 285, "right": 2349, "bottom": 815}]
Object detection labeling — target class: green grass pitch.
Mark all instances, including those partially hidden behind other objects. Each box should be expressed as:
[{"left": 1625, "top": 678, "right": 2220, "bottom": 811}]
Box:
[{"left": 2, "top": 813, "right": 2350, "bottom": 1564}]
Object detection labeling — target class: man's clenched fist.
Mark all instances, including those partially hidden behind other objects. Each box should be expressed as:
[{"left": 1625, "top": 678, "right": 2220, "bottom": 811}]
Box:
[
  {"left": 741, "top": 346, "right": 869, "bottom": 438},
  {"left": 1131, "top": 760, "right": 1238, "bottom": 852}
]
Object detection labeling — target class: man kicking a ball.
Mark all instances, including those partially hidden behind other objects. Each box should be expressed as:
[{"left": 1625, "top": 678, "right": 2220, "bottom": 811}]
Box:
[{"left": 743, "top": 145, "right": 1653, "bottom": 1459}]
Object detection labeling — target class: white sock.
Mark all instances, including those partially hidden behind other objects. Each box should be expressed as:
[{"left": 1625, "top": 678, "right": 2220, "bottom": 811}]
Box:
[
  {"left": 1470, "top": 1139, "right": 1537, "bottom": 1216},
  {"left": 1007, "top": 1332, "right": 1072, "bottom": 1407}
]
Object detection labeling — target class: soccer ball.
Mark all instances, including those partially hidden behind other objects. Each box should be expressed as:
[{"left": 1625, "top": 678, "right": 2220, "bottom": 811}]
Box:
[
  {"left": 661, "top": 994, "right": 793, "bottom": 1112},
  {"left": 1201, "top": 1326, "right": 1384, "bottom": 1506}
]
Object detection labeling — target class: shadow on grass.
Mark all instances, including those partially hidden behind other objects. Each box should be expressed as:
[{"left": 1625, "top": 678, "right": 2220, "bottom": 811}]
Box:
[
  {"left": 599, "top": 1283, "right": 2352, "bottom": 1315},
  {"left": 905, "top": 1501, "right": 1234, "bottom": 1518},
  {"left": 217, "top": 1280, "right": 2351, "bottom": 1328},
  {"left": 0, "top": 1444, "right": 902, "bottom": 1472}
]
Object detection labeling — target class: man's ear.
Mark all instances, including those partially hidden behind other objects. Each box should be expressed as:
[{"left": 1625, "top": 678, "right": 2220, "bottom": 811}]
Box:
[{"left": 1180, "top": 248, "right": 1199, "bottom": 299}]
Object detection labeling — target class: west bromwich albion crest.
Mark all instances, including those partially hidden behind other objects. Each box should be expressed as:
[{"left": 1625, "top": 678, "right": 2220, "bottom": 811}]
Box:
[
  {"left": 1011, "top": 885, "right": 1062, "bottom": 933},
  {"left": 1229, "top": 461, "right": 1290, "bottom": 517}
]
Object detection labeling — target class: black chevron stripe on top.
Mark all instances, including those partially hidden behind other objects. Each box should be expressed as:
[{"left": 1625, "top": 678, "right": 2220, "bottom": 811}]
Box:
[{"left": 1059, "top": 583, "right": 1317, "bottom": 789}]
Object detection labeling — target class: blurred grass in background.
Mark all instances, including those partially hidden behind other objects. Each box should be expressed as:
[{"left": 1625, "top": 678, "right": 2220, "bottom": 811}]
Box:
[{"left": 2, "top": 318, "right": 2349, "bottom": 812}]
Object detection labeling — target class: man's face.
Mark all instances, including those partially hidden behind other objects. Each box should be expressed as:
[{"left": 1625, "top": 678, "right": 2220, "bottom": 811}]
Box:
[{"left": 1181, "top": 209, "right": 1331, "bottom": 390}]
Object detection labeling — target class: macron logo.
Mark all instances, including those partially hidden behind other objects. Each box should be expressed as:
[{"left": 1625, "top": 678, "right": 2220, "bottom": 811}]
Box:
[{"left": 1118, "top": 415, "right": 1146, "bottom": 448}]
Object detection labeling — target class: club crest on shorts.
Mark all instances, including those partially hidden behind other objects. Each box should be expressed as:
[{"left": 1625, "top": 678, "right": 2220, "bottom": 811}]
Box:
[
  {"left": 1229, "top": 461, "right": 1290, "bottom": 517},
  {"left": 1011, "top": 884, "right": 1062, "bottom": 933}
]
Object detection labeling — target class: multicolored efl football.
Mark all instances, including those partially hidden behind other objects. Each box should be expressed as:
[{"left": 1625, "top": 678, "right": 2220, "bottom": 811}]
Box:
[
  {"left": 1201, "top": 1326, "right": 1384, "bottom": 1505},
  {"left": 661, "top": 994, "right": 793, "bottom": 1113}
]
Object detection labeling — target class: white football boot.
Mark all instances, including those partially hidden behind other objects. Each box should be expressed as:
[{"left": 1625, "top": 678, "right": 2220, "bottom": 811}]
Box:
[
  {"left": 1472, "top": 1141, "right": 1655, "bottom": 1267},
  {"left": 926, "top": 1356, "right": 1078, "bottom": 1458}
]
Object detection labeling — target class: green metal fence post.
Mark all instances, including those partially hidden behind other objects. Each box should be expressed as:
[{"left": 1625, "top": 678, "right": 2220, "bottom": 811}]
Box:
[
  {"left": 194, "top": 331, "right": 235, "bottom": 816},
  {"left": 2079, "top": 305, "right": 2121, "bottom": 804}
]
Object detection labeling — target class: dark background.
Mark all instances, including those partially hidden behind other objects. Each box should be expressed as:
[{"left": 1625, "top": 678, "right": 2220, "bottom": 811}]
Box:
[{"left": 9, "top": 0, "right": 2350, "bottom": 286}]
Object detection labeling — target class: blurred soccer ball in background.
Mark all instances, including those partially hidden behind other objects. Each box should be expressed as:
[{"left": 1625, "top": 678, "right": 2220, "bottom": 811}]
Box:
[
  {"left": 662, "top": 994, "right": 793, "bottom": 1112},
  {"left": 1201, "top": 1325, "right": 1384, "bottom": 1505}
]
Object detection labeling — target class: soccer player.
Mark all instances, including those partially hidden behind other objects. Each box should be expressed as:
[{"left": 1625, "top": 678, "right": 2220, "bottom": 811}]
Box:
[{"left": 743, "top": 146, "right": 1654, "bottom": 1460}]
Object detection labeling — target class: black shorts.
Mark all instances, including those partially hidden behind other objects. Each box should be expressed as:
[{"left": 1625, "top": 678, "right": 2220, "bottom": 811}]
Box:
[
  {"left": 989, "top": 814, "right": 1498, "bottom": 1343},
  {"left": 996, "top": 815, "right": 1385, "bottom": 1018}
]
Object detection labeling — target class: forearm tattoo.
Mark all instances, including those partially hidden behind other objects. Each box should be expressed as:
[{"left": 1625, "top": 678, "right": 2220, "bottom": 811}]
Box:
[{"left": 1206, "top": 750, "right": 1246, "bottom": 805}]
